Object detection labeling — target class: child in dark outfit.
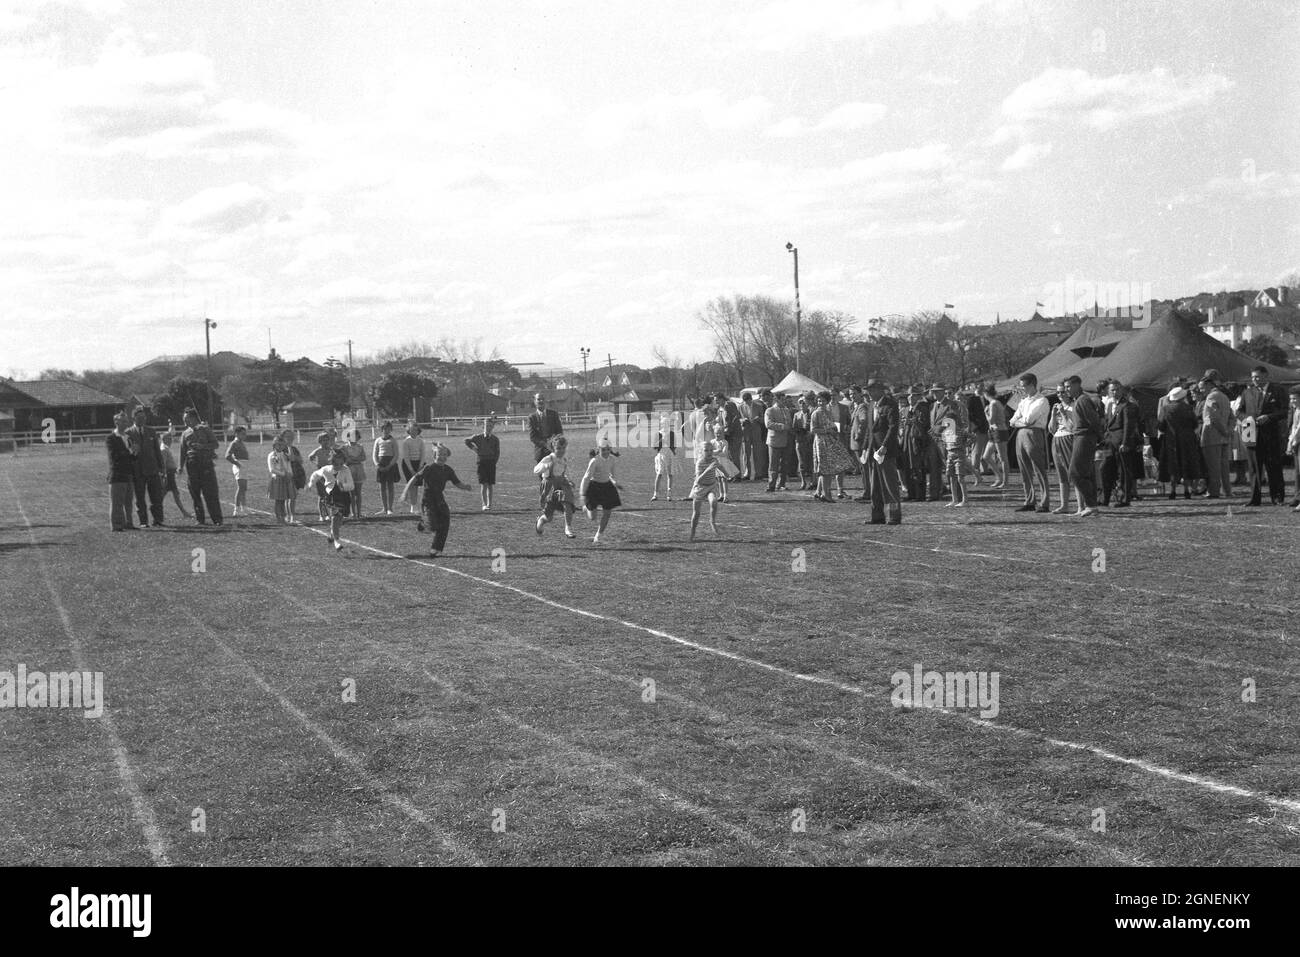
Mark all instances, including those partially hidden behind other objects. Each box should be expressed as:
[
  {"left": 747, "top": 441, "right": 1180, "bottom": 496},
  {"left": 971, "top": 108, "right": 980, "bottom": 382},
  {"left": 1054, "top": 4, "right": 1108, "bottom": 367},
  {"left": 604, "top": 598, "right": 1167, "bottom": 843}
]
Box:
[{"left": 415, "top": 445, "right": 472, "bottom": 556}]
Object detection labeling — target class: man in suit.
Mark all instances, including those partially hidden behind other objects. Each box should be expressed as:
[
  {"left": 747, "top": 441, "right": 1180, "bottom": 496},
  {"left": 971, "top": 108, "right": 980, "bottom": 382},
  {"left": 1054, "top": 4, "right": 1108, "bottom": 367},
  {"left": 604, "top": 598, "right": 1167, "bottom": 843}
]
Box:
[
  {"left": 1065, "top": 376, "right": 1104, "bottom": 516},
  {"left": 1102, "top": 381, "right": 1141, "bottom": 507},
  {"left": 528, "top": 393, "right": 564, "bottom": 490},
  {"left": 1242, "top": 366, "right": 1289, "bottom": 505},
  {"left": 177, "top": 406, "right": 223, "bottom": 525},
  {"left": 763, "top": 392, "right": 792, "bottom": 491},
  {"left": 861, "top": 379, "right": 902, "bottom": 525},
  {"left": 127, "top": 406, "right": 166, "bottom": 527},
  {"left": 1199, "top": 375, "right": 1233, "bottom": 498},
  {"left": 750, "top": 391, "right": 770, "bottom": 481},
  {"left": 848, "top": 384, "right": 872, "bottom": 500}
]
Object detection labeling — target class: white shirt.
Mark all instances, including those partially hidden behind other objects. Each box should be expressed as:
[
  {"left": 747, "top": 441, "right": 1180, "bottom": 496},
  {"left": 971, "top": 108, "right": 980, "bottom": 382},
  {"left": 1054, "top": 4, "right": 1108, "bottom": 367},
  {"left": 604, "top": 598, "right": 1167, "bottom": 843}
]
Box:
[
  {"left": 402, "top": 435, "right": 424, "bottom": 464},
  {"left": 1009, "top": 394, "right": 1051, "bottom": 430}
]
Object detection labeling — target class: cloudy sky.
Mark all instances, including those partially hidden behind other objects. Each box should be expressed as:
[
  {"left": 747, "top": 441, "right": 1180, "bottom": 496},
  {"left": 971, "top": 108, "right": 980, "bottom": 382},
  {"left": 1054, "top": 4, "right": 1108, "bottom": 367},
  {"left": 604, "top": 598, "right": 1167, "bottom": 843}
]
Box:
[{"left": 3, "top": 0, "right": 1297, "bottom": 378}]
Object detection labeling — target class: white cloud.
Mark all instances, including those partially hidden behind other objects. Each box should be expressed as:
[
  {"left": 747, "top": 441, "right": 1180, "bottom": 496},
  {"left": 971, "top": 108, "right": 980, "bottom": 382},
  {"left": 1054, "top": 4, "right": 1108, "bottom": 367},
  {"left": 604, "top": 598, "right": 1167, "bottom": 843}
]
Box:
[
  {"left": 157, "top": 183, "right": 272, "bottom": 236},
  {"left": 768, "top": 101, "right": 887, "bottom": 137},
  {"left": 731, "top": 0, "right": 993, "bottom": 52},
  {"left": 1000, "top": 141, "right": 1052, "bottom": 171},
  {"left": 1001, "top": 68, "right": 1232, "bottom": 131},
  {"left": 586, "top": 89, "right": 771, "bottom": 146}
]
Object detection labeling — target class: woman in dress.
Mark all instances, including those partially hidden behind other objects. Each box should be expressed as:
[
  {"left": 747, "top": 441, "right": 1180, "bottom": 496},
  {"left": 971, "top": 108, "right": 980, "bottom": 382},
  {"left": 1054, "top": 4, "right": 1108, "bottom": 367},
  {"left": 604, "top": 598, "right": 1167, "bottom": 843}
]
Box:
[
  {"left": 266, "top": 435, "right": 296, "bottom": 524},
  {"left": 791, "top": 394, "right": 815, "bottom": 490},
  {"left": 279, "top": 429, "right": 305, "bottom": 524},
  {"left": 534, "top": 435, "right": 576, "bottom": 538},
  {"left": 809, "top": 391, "right": 855, "bottom": 502},
  {"left": 372, "top": 421, "right": 401, "bottom": 515},
  {"left": 1156, "top": 386, "right": 1202, "bottom": 500}
]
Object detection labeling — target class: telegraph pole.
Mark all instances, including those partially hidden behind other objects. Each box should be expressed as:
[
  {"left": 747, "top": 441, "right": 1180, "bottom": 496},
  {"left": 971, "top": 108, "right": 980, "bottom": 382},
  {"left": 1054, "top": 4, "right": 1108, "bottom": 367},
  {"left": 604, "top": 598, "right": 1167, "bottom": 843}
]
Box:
[
  {"left": 347, "top": 339, "right": 355, "bottom": 416},
  {"left": 786, "top": 242, "right": 801, "bottom": 374},
  {"left": 204, "top": 317, "right": 218, "bottom": 424}
]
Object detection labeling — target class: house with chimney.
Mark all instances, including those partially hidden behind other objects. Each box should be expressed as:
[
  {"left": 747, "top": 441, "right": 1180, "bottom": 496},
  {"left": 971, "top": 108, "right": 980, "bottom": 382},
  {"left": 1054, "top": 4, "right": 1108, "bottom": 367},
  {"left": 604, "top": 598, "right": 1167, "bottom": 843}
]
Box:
[{"left": 1202, "top": 287, "right": 1300, "bottom": 354}]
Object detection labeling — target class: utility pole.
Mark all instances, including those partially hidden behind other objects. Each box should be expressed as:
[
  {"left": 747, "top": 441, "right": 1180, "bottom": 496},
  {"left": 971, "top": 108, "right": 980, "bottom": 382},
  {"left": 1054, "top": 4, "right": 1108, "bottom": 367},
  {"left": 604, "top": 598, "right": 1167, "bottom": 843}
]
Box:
[
  {"left": 204, "top": 317, "right": 218, "bottom": 424},
  {"left": 579, "top": 347, "right": 590, "bottom": 415},
  {"left": 347, "top": 339, "right": 355, "bottom": 417},
  {"left": 786, "top": 242, "right": 801, "bottom": 374},
  {"left": 607, "top": 353, "right": 614, "bottom": 401}
]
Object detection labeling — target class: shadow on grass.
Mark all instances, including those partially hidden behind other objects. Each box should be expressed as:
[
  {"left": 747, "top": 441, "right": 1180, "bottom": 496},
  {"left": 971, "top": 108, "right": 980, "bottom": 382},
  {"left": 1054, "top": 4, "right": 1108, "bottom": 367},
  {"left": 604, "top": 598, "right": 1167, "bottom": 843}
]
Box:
[{"left": 0, "top": 541, "right": 63, "bottom": 553}]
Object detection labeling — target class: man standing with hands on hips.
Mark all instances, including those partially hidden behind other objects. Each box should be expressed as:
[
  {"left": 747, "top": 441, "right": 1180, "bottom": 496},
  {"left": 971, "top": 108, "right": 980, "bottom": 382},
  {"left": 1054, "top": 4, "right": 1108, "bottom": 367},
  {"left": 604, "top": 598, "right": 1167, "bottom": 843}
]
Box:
[{"left": 1008, "top": 373, "right": 1052, "bottom": 512}]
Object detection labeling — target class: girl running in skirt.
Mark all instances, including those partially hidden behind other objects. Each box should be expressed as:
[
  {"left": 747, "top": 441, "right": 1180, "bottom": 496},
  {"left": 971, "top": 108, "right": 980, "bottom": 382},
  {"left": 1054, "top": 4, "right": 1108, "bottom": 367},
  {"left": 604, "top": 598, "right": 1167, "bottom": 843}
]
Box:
[
  {"left": 534, "top": 435, "right": 577, "bottom": 538},
  {"left": 580, "top": 439, "right": 621, "bottom": 544}
]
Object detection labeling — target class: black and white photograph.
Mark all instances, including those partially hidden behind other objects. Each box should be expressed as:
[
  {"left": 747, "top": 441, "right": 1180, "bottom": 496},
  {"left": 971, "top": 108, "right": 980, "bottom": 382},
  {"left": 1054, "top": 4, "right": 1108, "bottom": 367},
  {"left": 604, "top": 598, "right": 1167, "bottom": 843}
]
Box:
[{"left": 1, "top": 0, "right": 1296, "bottom": 936}]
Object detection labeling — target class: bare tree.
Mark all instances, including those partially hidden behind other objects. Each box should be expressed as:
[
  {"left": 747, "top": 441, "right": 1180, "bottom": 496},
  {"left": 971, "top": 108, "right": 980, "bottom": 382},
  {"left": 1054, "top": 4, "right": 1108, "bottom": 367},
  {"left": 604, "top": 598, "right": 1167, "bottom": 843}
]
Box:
[{"left": 698, "top": 296, "right": 750, "bottom": 389}]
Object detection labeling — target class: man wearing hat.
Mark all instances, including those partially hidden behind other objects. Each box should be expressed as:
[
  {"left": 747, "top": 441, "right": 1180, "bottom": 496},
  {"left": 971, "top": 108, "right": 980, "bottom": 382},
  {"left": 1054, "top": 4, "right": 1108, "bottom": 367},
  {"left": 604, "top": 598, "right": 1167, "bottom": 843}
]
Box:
[
  {"left": 860, "top": 380, "right": 902, "bottom": 525},
  {"left": 924, "top": 383, "right": 948, "bottom": 500},
  {"left": 1198, "top": 375, "right": 1233, "bottom": 498}
]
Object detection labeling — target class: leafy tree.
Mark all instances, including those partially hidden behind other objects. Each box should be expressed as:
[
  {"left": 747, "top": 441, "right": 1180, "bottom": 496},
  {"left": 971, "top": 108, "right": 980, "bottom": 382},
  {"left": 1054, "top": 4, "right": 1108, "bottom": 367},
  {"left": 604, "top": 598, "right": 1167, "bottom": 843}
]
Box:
[
  {"left": 372, "top": 369, "right": 440, "bottom": 417},
  {"left": 1241, "top": 335, "right": 1289, "bottom": 367},
  {"left": 152, "top": 376, "right": 220, "bottom": 426},
  {"left": 219, "top": 350, "right": 314, "bottom": 429}
]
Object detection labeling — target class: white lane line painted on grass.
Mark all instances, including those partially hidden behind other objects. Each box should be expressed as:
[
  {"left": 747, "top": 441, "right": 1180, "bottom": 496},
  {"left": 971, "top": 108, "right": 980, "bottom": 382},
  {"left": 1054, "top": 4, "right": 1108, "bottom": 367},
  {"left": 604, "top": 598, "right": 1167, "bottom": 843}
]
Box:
[
  {"left": 1040, "top": 633, "right": 1300, "bottom": 679},
  {"left": 8, "top": 476, "right": 172, "bottom": 867},
  {"left": 860, "top": 535, "right": 1298, "bottom": 617},
  {"left": 168, "top": 606, "right": 484, "bottom": 866},
  {"left": 503, "top": 638, "right": 1144, "bottom": 866},
  {"left": 309, "top": 525, "right": 1300, "bottom": 820},
  {"left": 419, "top": 668, "right": 806, "bottom": 866}
]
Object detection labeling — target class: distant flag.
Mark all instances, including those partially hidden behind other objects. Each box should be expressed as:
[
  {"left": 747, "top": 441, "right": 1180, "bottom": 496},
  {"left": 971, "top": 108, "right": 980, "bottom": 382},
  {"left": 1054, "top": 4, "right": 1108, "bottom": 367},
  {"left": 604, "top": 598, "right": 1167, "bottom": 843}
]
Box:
[
  {"left": 943, "top": 303, "right": 955, "bottom": 309},
  {"left": 1035, "top": 301, "right": 1045, "bottom": 308}
]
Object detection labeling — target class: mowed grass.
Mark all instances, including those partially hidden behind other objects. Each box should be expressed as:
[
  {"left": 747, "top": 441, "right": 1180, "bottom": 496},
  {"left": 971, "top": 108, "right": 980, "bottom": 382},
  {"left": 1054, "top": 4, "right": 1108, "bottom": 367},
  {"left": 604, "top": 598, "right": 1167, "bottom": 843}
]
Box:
[{"left": 2, "top": 427, "right": 1298, "bottom": 866}]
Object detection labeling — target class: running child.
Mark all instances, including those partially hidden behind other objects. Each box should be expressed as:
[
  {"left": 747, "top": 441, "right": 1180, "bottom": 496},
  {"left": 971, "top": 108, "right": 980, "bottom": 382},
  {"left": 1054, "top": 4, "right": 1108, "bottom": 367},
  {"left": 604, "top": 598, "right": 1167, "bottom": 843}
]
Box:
[
  {"left": 533, "top": 435, "right": 576, "bottom": 538},
  {"left": 307, "top": 448, "right": 355, "bottom": 551},
  {"left": 464, "top": 416, "right": 500, "bottom": 511},
  {"left": 689, "top": 421, "right": 739, "bottom": 541},
  {"left": 580, "top": 439, "right": 621, "bottom": 544},
  {"left": 225, "top": 425, "right": 251, "bottom": 516},
  {"left": 413, "top": 444, "right": 472, "bottom": 556},
  {"left": 307, "top": 431, "right": 333, "bottom": 521},
  {"left": 651, "top": 429, "right": 677, "bottom": 501}
]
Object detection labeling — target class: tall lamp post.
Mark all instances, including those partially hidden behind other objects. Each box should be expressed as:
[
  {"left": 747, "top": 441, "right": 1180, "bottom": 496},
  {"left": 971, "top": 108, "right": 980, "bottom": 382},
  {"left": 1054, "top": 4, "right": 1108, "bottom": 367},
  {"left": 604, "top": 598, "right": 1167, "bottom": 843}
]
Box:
[
  {"left": 579, "top": 346, "right": 591, "bottom": 415},
  {"left": 204, "top": 317, "right": 218, "bottom": 424},
  {"left": 786, "top": 242, "right": 801, "bottom": 374}
]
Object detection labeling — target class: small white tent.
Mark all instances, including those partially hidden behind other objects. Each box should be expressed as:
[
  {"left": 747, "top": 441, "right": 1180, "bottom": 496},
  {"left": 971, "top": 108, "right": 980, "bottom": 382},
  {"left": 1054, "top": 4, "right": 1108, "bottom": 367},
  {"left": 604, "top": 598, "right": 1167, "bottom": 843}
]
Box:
[{"left": 771, "top": 370, "right": 829, "bottom": 395}]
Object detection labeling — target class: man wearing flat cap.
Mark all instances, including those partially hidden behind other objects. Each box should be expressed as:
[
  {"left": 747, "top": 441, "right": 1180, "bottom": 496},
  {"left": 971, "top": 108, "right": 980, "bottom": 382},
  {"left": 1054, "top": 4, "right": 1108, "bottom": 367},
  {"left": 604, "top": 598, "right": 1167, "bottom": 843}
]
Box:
[{"left": 924, "top": 383, "right": 947, "bottom": 500}]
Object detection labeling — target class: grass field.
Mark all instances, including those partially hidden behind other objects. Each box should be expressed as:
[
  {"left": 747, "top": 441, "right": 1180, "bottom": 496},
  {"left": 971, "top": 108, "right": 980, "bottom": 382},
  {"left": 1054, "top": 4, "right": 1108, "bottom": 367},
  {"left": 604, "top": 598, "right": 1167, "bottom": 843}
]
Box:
[{"left": 2, "top": 428, "right": 1299, "bottom": 866}]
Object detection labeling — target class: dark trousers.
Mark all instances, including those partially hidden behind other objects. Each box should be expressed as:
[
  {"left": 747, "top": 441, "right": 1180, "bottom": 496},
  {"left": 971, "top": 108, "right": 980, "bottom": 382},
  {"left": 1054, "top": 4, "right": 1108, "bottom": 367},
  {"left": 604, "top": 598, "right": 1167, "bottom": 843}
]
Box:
[
  {"left": 132, "top": 470, "right": 164, "bottom": 525},
  {"left": 110, "top": 481, "right": 133, "bottom": 530},
  {"left": 924, "top": 442, "right": 945, "bottom": 499},
  {"left": 753, "top": 438, "right": 768, "bottom": 481},
  {"left": 1015, "top": 429, "right": 1050, "bottom": 508},
  {"left": 185, "top": 466, "right": 223, "bottom": 524},
  {"left": 868, "top": 455, "right": 902, "bottom": 524},
  {"left": 424, "top": 495, "right": 451, "bottom": 551},
  {"left": 766, "top": 443, "right": 789, "bottom": 489},
  {"left": 1069, "top": 434, "right": 1099, "bottom": 508},
  {"left": 1101, "top": 442, "right": 1132, "bottom": 504},
  {"left": 1249, "top": 433, "right": 1285, "bottom": 503}
]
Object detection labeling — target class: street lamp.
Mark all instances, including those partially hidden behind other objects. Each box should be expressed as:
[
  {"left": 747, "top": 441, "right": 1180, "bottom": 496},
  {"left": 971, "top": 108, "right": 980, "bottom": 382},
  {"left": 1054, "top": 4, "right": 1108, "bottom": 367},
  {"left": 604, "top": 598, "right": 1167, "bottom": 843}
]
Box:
[
  {"left": 203, "top": 317, "right": 218, "bottom": 424},
  {"left": 786, "top": 242, "right": 801, "bottom": 374},
  {"left": 579, "top": 346, "right": 591, "bottom": 415}
]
